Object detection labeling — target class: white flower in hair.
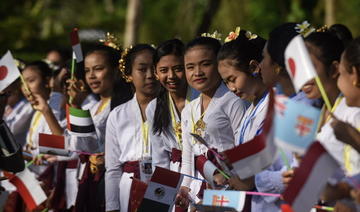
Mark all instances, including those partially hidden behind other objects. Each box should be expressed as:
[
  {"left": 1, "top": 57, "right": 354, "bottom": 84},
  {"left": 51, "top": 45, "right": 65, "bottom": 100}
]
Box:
[
  {"left": 245, "top": 31, "right": 258, "bottom": 40},
  {"left": 295, "top": 21, "right": 315, "bottom": 38}
]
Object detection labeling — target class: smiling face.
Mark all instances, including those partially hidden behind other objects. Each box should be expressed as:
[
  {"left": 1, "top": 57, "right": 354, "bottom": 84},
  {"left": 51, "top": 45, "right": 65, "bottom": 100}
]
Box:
[
  {"left": 337, "top": 53, "right": 360, "bottom": 106},
  {"left": 21, "top": 66, "right": 50, "bottom": 98},
  {"left": 84, "top": 52, "right": 115, "bottom": 98},
  {"left": 155, "top": 54, "right": 187, "bottom": 94},
  {"left": 184, "top": 45, "right": 221, "bottom": 94},
  {"left": 218, "top": 59, "right": 255, "bottom": 101},
  {"left": 129, "top": 49, "right": 159, "bottom": 97}
]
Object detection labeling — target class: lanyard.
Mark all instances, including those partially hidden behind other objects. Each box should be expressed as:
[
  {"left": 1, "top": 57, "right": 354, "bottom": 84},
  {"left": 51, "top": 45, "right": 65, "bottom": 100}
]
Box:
[
  {"left": 96, "top": 98, "right": 110, "bottom": 115},
  {"left": 141, "top": 121, "right": 149, "bottom": 155},
  {"left": 238, "top": 92, "right": 268, "bottom": 145},
  {"left": 168, "top": 88, "right": 193, "bottom": 149},
  {"left": 28, "top": 111, "right": 42, "bottom": 148}
]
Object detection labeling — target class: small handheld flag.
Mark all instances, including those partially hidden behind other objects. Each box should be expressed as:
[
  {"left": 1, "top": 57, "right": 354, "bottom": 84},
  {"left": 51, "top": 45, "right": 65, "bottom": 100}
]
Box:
[
  {"left": 285, "top": 35, "right": 332, "bottom": 110},
  {"left": 274, "top": 96, "right": 321, "bottom": 154},
  {"left": 4, "top": 168, "right": 47, "bottom": 211},
  {"left": 70, "top": 28, "right": 83, "bottom": 63},
  {"left": 282, "top": 142, "right": 339, "bottom": 212},
  {"left": 66, "top": 105, "right": 96, "bottom": 134},
  {"left": 39, "top": 133, "right": 70, "bottom": 156},
  {"left": 138, "top": 167, "right": 183, "bottom": 212},
  {"left": 202, "top": 190, "right": 246, "bottom": 211},
  {"left": 0, "top": 51, "right": 21, "bottom": 92}
]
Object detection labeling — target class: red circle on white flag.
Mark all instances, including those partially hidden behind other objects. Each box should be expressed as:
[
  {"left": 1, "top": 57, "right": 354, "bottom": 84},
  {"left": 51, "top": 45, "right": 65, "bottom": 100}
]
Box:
[
  {"left": 288, "top": 58, "right": 296, "bottom": 78},
  {"left": 0, "top": 65, "right": 8, "bottom": 80}
]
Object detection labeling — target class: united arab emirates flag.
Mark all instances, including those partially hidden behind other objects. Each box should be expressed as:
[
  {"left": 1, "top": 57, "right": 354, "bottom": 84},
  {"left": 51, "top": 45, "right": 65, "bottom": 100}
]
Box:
[{"left": 66, "top": 105, "right": 95, "bottom": 134}]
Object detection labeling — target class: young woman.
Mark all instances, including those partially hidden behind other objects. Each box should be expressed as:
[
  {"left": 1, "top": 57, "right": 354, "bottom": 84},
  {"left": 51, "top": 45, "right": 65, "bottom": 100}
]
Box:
[
  {"left": 315, "top": 35, "right": 360, "bottom": 176},
  {"left": 21, "top": 61, "right": 65, "bottom": 169},
  {"left": 146, "top": 39, "right": 198, "bottom": 173},
  {"left": 177, "top": 36, "right": 248, "bottom": 206},
  {"left": 302, "top": 31, "right": 344, "bottom": 128},
  {"left": 255, "top": 23, "right": 302, "bottom": 211},
  {"left": 66, "top": 45, "right": 133, "bottom": 212},
  {"left": 105, "top": 44, "right": 159, "bottom": 212}
]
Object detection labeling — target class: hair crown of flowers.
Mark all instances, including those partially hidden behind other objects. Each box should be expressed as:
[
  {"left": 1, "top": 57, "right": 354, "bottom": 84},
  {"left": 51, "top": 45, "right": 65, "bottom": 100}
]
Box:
[
  {"left": 118, "top": 46, "right": 133, "bottom": 83},
  {"left": 99, "top": 32, "right": 121, "bottom": 50}
]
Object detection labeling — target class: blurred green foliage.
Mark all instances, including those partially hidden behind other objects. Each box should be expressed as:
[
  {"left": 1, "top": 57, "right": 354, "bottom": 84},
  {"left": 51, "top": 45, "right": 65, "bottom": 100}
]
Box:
[{"left": 0, "top": 0, "right": 359, "bottom": 61}]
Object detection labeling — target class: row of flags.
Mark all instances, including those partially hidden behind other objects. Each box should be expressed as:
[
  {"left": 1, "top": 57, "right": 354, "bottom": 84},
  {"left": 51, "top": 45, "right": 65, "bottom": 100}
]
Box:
[{"left": 0, "top": 31, "right": 345, "bottom": 211}]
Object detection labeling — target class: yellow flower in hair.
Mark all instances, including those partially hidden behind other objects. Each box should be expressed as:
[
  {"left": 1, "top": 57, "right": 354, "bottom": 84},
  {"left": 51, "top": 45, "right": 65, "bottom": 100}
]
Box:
[
  {"left": 245, "top": 31, "right": 258, "bottom": 40},
  {"left": 225, "top": 27, "right": 241, "bottom": 43},
  {"left": 201, "top": 30, "right": 222, "bottom": 41},
  {"left": 295, "top": 21, "right": 315, "bottom": 38}
]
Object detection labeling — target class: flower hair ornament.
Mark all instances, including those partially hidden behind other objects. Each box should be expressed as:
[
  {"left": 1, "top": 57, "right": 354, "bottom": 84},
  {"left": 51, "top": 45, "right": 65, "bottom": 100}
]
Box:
[
  {"left": 201, "top": 30, "right": 222, "bottom": 41},
  {"left": 118, "top": 46, "right": 133, "bottom": 83},
  {"left": 295, "top": 21, "right": 315, "bottom": 38},
  {"left": 99, "top": 32, "right": 121, "bottom": 50},
  {"left": 316, "top": 25, "right": 328, "bottom": 32},
  {"left": 224, "top": 26, "right": 240, "bottom": 43},
  {"left": 245, "top": 30, "right": 258, "bottom": 40}
]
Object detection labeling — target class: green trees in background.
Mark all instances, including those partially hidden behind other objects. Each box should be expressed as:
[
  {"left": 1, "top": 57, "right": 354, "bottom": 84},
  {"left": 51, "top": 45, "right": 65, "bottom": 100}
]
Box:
[{"left": 0, "top": 0, "right": 359, "bottom": 61}]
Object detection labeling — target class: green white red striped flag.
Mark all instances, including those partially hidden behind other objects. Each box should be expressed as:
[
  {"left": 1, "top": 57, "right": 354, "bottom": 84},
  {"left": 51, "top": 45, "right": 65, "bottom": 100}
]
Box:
[{"left": 66, "top": 104, "right": 95, "bottom": 134}]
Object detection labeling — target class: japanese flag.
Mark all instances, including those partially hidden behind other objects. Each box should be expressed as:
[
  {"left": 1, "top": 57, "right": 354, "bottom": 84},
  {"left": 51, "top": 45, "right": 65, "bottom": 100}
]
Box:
[
  {"left": 0, "top": 51, "right": 21, "bottom": 92},
  {"left": 285, "top": 35, "right": 317, "bottom": 92}
]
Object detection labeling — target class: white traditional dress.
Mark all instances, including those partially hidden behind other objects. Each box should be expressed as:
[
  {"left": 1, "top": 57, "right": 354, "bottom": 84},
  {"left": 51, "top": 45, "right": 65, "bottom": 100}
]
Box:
[
  {"left": 105, "top": 95, "right": 153, "bottom": 212},
  {"left": 180, "top": 83, "right": 248, "bottom": 202},
  {"left": 3, "top": 98, "right": 34, "bottom": 147},
  {"left": 146, "top": 87, "right": 199, "bottom": 172},
  {"left": 317, "top": 96, "right": 360, "bottom": 176}
]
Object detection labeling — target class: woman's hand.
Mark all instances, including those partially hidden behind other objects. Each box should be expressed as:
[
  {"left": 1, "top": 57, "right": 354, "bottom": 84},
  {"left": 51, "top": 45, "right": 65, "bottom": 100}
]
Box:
[
  {"left": 175, "top": 186, "right": 191, "bottom": 209},
  {"left": 213, "top": 172, "right": 228, "bottom": 187},
  {"left": 52, "top": 68, "right": 68, "bottom": 93},
  {"left": 66, "top": 78, "right": 88, "bottom": 108},
  {"left": 282, "top": 169, "right": 295, "bottom": 187},
  {"left": 331, "top": 115, "right": 360, "bottom": 153},
  {"left": 228, "top": 175, "right": 255, "bottom": 191}
]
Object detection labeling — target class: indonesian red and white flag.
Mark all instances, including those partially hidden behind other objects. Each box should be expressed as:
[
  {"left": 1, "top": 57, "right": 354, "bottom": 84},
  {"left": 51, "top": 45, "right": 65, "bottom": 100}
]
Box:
[
  {"left": 4, "top": 168, "right": 47, "bottom": 211},
  {"left": 39, "top": 133, "right": 70, "bottom": 156},
  {"left": 70, "top": 28, "right": 83, "bottom": 63},
  {"left": 138, "top": 166, "right": 183, "bottom": 212},
  {"left": 195, "top": 155, "right": 218, "bottom": 187},
  {"left": 224, "top": 89, "right": 277, "bottom": 179},
  {"left": 0, "top": 51, "right": 21, "bottom": 92},
  {"left": 285, "top": 35, "right": 317, "bottom": 91},
  {"left": 282, "top": 141, "right": 340, "bottom": 212}
]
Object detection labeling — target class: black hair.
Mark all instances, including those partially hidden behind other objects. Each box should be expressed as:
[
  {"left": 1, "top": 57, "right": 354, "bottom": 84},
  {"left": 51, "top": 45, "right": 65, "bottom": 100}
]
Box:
[
  {"left": 305, "top": 31, "right": 344, "bottom": 75},
  {"left": 217, "top": 30, "right": 266, "bottom": 75},
  {"left": 329, "top": 24, "right": 353, "bottom": 47},
  {"left": 122, "top": 44, "right": 156, "bottom": 76},
  {"left": 343, "top": 37, "right": 360, "bottom": 75},
  {"left": 23, "top": 61, "right": 52, "bottom": 80},
  {"left": 267, "top": 23, "right": 299, "bottom": 68},
  {"left": 152, "top": 39, "right": 185, "bottom": 135},
  {"left": 85, "top": 45, "right": 133, "bottom": 110},
  {"left": 185, "top": 36, "right": 221, "bottom": 56}
]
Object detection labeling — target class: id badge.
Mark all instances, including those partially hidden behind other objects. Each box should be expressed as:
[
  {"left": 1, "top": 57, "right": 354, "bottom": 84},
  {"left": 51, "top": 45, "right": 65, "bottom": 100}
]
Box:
[{"left": 139, "top": 157, "right": 152, "bottom": 183}]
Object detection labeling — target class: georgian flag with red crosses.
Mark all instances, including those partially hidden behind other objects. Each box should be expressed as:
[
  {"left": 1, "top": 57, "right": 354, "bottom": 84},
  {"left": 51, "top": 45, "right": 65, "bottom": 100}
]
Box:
[
  {"left": 285, "top": 35, "right": 317, "bottom": 92},
  {"left": 0, "top": 51, "right": 21, "bottom": 92}
]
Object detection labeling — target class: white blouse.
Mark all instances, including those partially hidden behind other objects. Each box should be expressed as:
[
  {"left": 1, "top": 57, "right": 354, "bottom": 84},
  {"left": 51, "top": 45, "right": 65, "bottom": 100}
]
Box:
[
  {"left": 146, "top": 87, "right": 199, "bottom": 170},
  {"left": 4, "top": 98, "right": 34, "bottom": 147},
  {"left": 105, "top": 95, "right": 152, "bottom": 211},
  {"left": 180, "top": 83, "right": 248, "bottom": 187},
  {"left": 237, "top": 92, "right": 270, "bottom": 145},
  {"left": 317, "top": 97, "right": 360, "bottom": 176}
]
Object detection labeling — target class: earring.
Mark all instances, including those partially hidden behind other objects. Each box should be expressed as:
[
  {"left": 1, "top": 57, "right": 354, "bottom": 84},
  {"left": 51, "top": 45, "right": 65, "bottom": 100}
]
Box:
[
  {"left": 275, "top": 66, "right": 281, "bottom": 75},
  {"left": 353, "top": 81, "right": 360, "bottom": 87}
]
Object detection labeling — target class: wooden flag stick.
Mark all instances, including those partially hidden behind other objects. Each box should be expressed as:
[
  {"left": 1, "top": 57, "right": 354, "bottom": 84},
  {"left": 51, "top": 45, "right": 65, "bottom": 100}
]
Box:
[
  {"left": 19, "top": 74, "right": 31, "bottom": 94},
  {"left": 314, "top": 76, "right": 332, "bottom": 111}
]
